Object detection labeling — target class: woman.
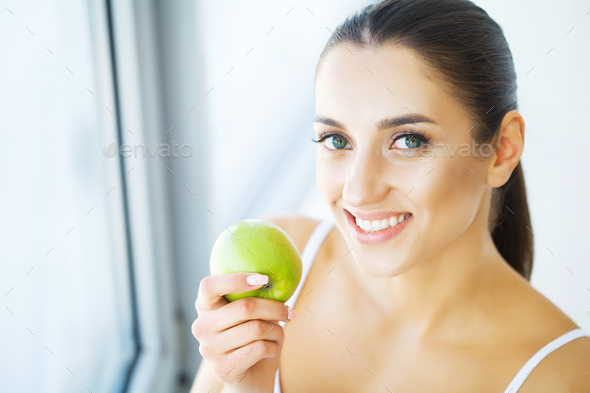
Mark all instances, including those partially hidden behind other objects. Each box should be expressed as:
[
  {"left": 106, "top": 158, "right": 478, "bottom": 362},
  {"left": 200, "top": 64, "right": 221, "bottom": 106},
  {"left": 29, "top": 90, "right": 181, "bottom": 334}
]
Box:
[{"left": 190, "top": 0, "right": 590, "bottom": 392}]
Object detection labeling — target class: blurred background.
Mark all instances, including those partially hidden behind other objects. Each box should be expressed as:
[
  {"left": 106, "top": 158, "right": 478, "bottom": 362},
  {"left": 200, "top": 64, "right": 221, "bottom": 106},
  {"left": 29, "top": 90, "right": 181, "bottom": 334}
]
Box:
[{"left": 0, "top": 0, "right": 588, "bottom": 392}]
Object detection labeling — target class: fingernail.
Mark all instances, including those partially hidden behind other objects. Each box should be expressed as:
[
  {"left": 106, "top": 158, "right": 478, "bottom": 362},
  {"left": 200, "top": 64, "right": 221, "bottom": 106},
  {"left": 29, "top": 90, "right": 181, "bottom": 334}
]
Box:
[
  {"left": 287, "top": 309, "right": 296, "bottom": 320},
  {"left": 247, "top": 274, "right": 268, "bottom": 286}
]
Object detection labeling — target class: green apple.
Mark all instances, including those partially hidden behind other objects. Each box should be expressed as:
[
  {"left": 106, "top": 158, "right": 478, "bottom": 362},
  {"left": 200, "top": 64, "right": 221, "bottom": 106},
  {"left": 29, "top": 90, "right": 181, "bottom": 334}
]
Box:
[{"left": 209, "top": 219, "right": 302, "bottom": 303}]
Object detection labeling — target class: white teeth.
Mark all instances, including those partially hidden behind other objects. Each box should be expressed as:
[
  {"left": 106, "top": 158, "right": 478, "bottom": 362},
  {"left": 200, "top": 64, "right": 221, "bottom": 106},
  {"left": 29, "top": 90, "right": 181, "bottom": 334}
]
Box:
[
  {"left": 371, "top": 220, "right": 380, "bottom": 231},
  {"left": 389, "top": 216, "right": 398, "bottom": 227},
  {"left": 354, "top": 214, "right": 408, "bottom": 233}
]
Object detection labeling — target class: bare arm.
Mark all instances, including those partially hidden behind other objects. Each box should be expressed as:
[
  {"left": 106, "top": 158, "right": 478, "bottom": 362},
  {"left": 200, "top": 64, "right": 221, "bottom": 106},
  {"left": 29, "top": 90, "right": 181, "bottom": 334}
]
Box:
[{"left": 189, "top": 357, "right": 226, "bottom": 393}]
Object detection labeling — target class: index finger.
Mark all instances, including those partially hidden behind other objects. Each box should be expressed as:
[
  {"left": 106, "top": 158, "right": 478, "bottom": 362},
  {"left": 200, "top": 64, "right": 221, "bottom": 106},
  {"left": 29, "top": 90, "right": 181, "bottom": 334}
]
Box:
[{"left": 196, "top": 273, "right": 269, "bottom": 311}]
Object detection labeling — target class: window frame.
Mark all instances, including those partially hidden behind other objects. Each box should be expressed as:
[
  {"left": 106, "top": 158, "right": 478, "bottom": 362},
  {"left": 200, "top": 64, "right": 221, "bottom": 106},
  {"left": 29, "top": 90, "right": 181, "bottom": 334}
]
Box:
[{"left": 87, "top": 1, "right": 179, "bottom": 392}]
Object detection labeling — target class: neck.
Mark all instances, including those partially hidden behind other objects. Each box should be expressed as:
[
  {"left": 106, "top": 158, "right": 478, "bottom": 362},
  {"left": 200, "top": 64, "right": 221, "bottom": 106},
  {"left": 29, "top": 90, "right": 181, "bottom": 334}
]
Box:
[{"left": 351, "top": 214, "right": 509, "bottom": 337}]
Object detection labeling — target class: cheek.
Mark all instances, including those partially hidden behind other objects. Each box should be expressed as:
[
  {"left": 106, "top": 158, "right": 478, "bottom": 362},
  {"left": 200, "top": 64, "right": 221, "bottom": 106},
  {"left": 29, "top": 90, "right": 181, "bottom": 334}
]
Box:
[
  {"left": 315, "top": 152, "right": 347, "bottom": 201},
  {"left": 413, "top": 156, "right": 484, "bottom": 238}
]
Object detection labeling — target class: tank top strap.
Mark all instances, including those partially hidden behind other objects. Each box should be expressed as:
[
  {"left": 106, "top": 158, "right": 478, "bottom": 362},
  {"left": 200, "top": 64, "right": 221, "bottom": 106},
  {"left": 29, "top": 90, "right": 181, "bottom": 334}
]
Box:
[
  {"left": 503, "top": 328, "right": 589, "bottom": 392},
  {"left": 274, "top": 219, "right": 334, "bottom": 393},
  {"left": 284, "top": 219, "right": 334, "bottom": 311},
  {"left": 274, "top": 365, "right": 282, "bottom": 393}
]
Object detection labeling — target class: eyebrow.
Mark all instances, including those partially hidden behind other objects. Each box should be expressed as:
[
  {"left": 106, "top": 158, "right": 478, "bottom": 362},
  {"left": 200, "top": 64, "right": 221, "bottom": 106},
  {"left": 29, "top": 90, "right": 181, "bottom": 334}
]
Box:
[{"left": 313, "top": 113, "right": 437, "bottom": 130}]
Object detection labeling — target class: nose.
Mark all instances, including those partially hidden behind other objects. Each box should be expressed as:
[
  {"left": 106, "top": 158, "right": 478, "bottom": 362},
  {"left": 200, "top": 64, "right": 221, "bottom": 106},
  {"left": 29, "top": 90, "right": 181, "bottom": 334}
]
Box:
[{"left": 342, "top": 149, "right": 391, "bottom": 208}]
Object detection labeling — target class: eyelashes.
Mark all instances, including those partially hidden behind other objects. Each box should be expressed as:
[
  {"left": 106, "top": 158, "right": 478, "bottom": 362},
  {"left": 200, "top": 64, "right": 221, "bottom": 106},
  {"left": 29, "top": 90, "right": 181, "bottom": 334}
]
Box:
[
  {"left": 311, "top": 132, "right": 350, "bottom": 150},
  {"left": 311, "top": 130, "right": 432, "bottom": 151}
]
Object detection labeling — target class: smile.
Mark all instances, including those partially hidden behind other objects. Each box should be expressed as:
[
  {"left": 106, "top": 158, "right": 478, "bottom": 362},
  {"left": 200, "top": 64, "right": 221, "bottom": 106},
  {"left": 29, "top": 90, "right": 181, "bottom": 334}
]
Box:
[{"left": 344, "top": 209, "right": 413, "bottom": 245}]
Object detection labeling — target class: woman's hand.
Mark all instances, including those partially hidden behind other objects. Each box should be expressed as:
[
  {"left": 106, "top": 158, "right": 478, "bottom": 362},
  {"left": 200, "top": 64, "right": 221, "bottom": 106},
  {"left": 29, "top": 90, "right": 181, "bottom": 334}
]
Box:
[{"left": 192, "top": 273, "right": 296, "bottom": 393}]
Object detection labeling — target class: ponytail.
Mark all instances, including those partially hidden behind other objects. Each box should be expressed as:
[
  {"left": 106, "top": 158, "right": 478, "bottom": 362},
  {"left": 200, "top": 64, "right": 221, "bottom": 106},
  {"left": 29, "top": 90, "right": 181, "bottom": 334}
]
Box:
[{"left": 490, "top": 162, "right": 534, "bottom": 280}]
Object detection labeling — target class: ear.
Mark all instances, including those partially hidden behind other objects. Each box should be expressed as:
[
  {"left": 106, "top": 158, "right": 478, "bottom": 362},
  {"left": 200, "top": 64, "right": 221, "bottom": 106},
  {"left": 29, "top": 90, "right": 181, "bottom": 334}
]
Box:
[{"left": 486, "top": 110, "right": 525, "bottom": 188}]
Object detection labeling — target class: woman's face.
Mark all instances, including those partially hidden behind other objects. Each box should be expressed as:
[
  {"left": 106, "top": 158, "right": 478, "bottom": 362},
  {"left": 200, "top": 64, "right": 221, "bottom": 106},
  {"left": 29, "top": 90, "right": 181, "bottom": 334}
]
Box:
[{"left": 314, "top": 44, "right": 493, "bottom": 278}]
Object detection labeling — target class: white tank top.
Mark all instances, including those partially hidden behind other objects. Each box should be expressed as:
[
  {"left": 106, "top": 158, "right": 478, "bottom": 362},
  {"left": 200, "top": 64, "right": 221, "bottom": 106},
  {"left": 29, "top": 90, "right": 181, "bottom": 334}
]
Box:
[{"left": 273, "top": 219, "right": 589, "bottom": 393}]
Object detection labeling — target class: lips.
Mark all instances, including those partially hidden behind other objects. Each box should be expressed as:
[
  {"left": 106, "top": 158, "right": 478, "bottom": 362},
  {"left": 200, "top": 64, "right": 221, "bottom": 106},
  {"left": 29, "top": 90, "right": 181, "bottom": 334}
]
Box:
[{"left": 344, "top": 209, "right": 412, "bottom": 245}]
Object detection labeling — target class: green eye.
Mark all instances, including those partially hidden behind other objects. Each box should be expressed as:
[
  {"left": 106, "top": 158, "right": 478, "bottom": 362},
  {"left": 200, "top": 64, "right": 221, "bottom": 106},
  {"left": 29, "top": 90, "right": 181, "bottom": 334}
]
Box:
[
  {"left": 392, "top": 133, "right": 428, "bottom": 150},
  {"left": 311, "top": 133, "right": 351, "bottom": 150},
  {"left": 405, "top": 136, "right": 421, "bottom": 148},
  {"left": 327, "top": 136, "right": 348, "bottom": 150}
]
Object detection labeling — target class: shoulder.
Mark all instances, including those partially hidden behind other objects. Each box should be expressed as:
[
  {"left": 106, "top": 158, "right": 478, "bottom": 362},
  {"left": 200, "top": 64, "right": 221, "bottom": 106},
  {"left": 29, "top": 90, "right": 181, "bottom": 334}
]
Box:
[
  {"left": 519, "top": 333, "right": 590, "bottom": 392},
  {"left": 482, "top": 265, "right": 589, "bottom": 391},
  {"left": 257, "top": 213, "right": 321, "bottom": 255}
]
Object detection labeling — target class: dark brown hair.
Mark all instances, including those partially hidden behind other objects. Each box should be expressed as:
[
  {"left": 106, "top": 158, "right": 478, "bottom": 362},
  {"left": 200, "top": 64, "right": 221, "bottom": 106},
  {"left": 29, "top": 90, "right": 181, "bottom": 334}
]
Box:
[{"left": 316, "top": 0, "right": 533, "bottom": 279}]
